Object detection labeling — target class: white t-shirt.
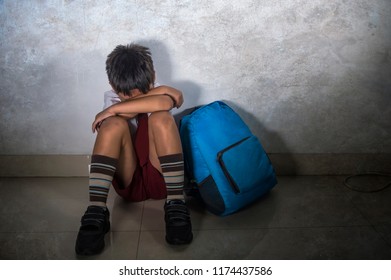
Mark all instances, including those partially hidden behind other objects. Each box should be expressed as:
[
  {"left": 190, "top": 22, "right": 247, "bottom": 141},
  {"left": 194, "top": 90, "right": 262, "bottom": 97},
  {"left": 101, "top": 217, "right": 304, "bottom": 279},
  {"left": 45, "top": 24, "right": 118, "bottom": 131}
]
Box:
[{"left": 103, "top": 90, "right": 121, "bottom": 110}]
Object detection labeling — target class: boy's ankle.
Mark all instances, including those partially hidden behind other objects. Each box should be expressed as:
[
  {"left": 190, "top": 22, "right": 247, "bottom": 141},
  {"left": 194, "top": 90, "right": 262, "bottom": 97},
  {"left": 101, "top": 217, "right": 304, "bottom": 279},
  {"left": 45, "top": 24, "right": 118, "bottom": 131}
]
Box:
[{"left": 90, "top": 201, "right": 107, "bottom": 208}]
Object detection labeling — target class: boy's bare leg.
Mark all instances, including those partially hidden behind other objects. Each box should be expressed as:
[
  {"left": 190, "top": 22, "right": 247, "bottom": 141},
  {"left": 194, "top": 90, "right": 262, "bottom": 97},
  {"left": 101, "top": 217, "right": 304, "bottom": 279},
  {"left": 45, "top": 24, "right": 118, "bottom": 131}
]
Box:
[
  {"left": 148, "top": 111, "right": 193, "bottom": 245},
  {"left": 90, "top": 116, "right": 137, "bottom": 207},
  {"left": 76, "top": 116, "right": 138, "bottom": 255},
  {"left": 148, "top": 111, "right": 184, "bottom": 201},
  {"left": 148, "top": 111, "right": 182, "bottom": 171}
]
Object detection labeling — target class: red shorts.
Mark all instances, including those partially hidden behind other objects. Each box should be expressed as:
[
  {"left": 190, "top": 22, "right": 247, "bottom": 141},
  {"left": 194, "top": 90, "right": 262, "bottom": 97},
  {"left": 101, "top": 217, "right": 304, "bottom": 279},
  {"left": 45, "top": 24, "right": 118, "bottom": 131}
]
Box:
[{"left": 112, "top": 113, "right": 167, "bottom": 202}]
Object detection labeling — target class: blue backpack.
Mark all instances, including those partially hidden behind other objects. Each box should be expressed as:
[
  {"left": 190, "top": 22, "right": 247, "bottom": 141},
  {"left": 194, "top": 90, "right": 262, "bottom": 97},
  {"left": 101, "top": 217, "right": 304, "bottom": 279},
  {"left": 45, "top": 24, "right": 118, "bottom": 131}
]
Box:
[{"left": 180, "top": 101, "right": 277, "bottom": 216}]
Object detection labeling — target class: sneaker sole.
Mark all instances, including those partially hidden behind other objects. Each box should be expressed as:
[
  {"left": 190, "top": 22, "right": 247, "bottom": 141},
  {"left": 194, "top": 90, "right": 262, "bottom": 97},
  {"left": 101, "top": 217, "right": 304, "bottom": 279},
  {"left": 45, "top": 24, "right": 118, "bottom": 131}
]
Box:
[
  {"left": 75, "top": 222, "right": 110, "bottom": 255},
  {"left": 166, "top": 233, "right": 193, "bottom": 245}
]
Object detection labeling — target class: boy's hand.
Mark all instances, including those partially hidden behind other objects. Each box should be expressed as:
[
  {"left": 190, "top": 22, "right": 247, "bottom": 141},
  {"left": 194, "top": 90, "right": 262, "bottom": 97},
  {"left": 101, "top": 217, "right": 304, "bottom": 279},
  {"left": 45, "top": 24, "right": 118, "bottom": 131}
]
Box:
[
  {"left": 166, "top": 87, "right": 184, "bottom": 108},
  {"left": 149, "top": 86, "right": 184, "bottom": 108},
  {"left": 92, "top": 108, "right": 115, "bottom": 133},
  {"left": 171, "top": 90, "right": 184, "bottom": 108}
]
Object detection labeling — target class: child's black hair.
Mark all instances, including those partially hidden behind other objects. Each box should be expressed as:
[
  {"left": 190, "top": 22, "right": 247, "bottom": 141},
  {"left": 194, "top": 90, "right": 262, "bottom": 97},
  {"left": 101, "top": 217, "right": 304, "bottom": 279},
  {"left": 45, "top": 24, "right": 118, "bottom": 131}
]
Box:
[{"left": 106, "top": 44, "right": 155, "bottom": 95}]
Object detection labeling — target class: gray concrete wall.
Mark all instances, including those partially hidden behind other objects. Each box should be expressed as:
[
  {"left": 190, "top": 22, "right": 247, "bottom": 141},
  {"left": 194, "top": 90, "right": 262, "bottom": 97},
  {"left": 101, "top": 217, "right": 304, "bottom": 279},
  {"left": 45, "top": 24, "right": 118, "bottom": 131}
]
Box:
[{"left": 1, "top": 0, "right": 390, "bottom": 155}]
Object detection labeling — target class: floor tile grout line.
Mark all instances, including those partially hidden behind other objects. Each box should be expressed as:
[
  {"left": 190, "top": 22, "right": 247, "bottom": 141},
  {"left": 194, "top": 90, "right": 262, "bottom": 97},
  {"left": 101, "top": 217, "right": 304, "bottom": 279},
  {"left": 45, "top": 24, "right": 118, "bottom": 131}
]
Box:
[
  {"left": 0, "top": 224, "right": 380, "bottom": 235},
  {"left": 136, "top": 224, "right": 380, "bottom": 233},
  {"left": 135, "top": 201, "right": 145, "bottom": 259},
  {"left": 337, "top": 189, "right": 391, "bottom": 249},
  {"left": 348, "top": 200, "right": 391, "bottom": 250},
  {"left": 338, "top": 184, "right": 378, "bottom": 221},
  {"left": 371, "top": 225, "right": 391, "bottom": 249}
]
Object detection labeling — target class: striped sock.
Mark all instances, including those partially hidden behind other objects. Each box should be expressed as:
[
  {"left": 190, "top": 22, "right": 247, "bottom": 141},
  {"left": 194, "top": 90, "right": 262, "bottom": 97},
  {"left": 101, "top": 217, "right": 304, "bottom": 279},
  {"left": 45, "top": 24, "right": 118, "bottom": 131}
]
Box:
[
  {"left": 159, "top": 153, "right": 185, "bottom": 202},
  {"left": 89, "top": 155, "right": 118, "bottom": 206}
]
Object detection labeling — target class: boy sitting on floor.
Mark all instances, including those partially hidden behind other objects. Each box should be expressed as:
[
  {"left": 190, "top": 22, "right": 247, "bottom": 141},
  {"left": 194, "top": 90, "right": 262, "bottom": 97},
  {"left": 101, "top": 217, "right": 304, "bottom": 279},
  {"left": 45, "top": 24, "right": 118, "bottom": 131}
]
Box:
[{"left": 75, "top": 43, "right": 193, "bottom": 255}]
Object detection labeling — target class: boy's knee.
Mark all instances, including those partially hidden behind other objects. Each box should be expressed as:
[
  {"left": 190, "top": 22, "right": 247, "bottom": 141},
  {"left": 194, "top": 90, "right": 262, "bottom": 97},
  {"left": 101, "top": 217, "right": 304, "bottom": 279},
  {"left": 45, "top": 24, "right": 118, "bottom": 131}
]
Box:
[
  {"left": 149, "top": 111, "right": 176, "bottom": 130},
  {"left": 99, "top": 116, "right": 129, "bottom": 132}
]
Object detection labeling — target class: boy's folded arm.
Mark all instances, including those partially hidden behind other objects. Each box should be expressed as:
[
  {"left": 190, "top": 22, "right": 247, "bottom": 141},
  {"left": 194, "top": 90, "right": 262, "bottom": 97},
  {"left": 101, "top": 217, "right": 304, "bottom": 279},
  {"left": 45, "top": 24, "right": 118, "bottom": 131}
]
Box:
[
  {"left": 113, "top": 94, "right": 175, "bottom": 115},
  {"left": 143, "top": 86, "right": 183, "bottom": 108},
  {"left": 92, "top": 94, "right": 175, "bottom": 132}
]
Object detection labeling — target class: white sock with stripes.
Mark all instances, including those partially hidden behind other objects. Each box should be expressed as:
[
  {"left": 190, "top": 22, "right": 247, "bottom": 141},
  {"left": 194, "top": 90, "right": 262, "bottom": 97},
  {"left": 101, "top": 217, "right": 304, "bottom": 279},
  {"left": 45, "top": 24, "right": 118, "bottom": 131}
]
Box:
[
  {"left": 89, "top": 155, "right": 118, "bottom": 207},
  {"left": 159, "top": 153, "right": 185, "bottom": 202}
]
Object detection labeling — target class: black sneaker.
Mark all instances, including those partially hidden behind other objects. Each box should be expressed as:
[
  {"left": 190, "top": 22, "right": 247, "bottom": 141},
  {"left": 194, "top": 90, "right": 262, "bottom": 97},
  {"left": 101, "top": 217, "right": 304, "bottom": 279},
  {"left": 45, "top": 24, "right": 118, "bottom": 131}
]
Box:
[
  {"left": 164, "top": 200, "right": 193, "bottom": 245},
  {"left": 75, "top": 205, "right": 110, "bottom": 255}
]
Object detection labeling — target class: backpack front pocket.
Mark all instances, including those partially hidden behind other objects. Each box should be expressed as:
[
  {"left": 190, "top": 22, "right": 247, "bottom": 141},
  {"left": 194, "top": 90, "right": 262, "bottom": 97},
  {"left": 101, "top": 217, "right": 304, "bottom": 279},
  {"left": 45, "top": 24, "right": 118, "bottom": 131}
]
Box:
[{"left": 217, "top": 135, "right": 271, "bottom": 194}]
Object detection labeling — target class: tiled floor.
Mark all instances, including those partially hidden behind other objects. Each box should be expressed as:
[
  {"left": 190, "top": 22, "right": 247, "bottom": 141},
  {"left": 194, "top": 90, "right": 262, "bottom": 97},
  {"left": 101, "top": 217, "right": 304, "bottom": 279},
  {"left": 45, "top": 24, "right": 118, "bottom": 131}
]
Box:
[{"left": 0, "top": 176, "right": 390, "bottom": 260}]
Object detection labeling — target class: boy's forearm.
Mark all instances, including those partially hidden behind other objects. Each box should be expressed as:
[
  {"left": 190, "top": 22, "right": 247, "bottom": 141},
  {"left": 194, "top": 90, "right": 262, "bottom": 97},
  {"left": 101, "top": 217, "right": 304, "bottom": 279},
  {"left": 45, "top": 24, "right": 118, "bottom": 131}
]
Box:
[
  {"left": 147, "top": 85, "right": 180, "bottom": 96},
  {"left": 92, "top": 88, "right": 179, "bottom": 133},
  {"left": 109, "top": 94, "right": 174, "bottom": 116},
  {"left": 145, "top": 86, "right": 183, "bottom": 108}
]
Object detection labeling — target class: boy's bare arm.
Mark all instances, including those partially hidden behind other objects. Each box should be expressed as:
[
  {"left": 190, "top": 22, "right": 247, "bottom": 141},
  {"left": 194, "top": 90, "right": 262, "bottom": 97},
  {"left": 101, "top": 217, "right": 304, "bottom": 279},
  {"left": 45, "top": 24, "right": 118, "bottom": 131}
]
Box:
[
  {"left": 143, "top": 86, "right": 184, "bottom": 108},
  {"left": 115, "top": 85, "right": 183, "bottom": 115},
  {"left": 92, "top": 93, "right": 176, "bottom": 133}
]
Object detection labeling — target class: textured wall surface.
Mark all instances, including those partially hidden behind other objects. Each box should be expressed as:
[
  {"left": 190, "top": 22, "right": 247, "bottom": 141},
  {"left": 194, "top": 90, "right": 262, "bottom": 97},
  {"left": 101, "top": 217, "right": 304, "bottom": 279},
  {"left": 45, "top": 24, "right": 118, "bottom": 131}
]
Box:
[{"left": 0, "top": 0, "right": 390, "bottom": 155}]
